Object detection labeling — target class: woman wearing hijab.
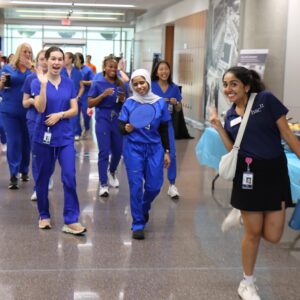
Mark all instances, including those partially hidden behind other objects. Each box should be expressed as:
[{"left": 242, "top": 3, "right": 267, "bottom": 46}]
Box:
[{"left": 119, "top": 69, "right": 171, "bottom": 240}]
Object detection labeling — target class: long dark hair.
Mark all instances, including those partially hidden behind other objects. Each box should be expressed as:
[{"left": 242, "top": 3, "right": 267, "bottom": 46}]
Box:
[
  {"left": 223, "top": 66, "right": 265, "bottom": 94},
  {"left": 151, "top": 60, "right": 173, "bottom": 85},
  {"left": 45, "top": 46, "right": 64, "bottom": 60}
]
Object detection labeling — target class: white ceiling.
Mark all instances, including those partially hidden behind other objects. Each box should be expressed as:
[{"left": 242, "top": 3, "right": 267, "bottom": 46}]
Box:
[{"left": 0, "top": 0, "right": 183, "bottom": 27}]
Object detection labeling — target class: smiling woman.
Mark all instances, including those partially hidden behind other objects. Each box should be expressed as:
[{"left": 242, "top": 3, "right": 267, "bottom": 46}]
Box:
[{"left": 30, "top": 46, "right": 87, "bottom": 235}]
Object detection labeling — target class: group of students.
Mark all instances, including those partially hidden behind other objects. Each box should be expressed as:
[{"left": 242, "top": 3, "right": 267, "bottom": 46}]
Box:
[
  {"left": 1, "top": 42, "right": 300, "bottom": 300},
  {"left": 0, "top": 43, "right": 183, "bottom": 238}
]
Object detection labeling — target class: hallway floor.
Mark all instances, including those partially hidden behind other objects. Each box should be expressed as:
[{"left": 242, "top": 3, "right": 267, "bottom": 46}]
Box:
[{"left": 0, "top": 127, "right": 299, "bottom": 300}]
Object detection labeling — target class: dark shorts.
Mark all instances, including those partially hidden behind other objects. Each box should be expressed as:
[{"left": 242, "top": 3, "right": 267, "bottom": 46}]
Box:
[{"left": 231, "top": 153, "right": 294, "bottom": 211}]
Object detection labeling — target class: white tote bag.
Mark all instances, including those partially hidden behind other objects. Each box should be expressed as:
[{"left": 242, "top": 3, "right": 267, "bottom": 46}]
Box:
[{"left": 218, "top": 93, "right": 257, "bottom": 180}]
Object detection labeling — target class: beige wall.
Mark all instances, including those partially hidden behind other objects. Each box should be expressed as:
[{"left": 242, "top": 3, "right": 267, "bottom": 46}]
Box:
[
  {"left": 133, "top": 27, "right": 164, "bottom": 71},
  {"left": 173, "top": 11, "right": 207, "bottom": 123},
  {"left": 241, "top": 0, "right": 288, "bottom": 100}
]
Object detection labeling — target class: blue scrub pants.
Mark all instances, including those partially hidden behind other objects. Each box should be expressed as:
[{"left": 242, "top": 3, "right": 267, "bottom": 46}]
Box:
[
  {"left": 167, "top": 120, "right": 177, "bottom": 184},
  {"left": 95, "top": 115, "right": 123, "bottom": 185},
  {"left": 0, "top": 116, "right": 7, "bottom": 144},
  {"left": 71, "top": 100, "right": 82, "bottom": 136},
  {"left": 0, "top": 112, "right": 30, "bottom": 176},
  {"left": 81, "top": 93, "right": 91, "bottom": 131},
  {"left": 27, "top": 119, "right": 38, "bottom": 188},
  {"left": 123, "top": 140, "right": 164, "bottom": 231},
  {"left": 33, "top": 142, "right": 80, "bottom": 224}
]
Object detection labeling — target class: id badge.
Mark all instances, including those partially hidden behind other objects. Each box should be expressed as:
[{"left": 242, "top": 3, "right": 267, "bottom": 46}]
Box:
[
  {"left": 43, "top": 131, "right": 52, "bottom": 144},
  {"left": 242, "top": 172, "right": 254, "bottom": 190}
]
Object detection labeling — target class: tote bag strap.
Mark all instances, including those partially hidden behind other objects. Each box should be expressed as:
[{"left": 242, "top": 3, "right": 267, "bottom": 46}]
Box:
[{"left": 233, "top": 93, "right": 257, "bottom": 149}]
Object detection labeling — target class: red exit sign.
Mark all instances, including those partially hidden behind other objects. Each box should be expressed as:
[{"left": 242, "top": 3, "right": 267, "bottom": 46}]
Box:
[{"left": 61, "top": 18, "right": 71, "bottom": 26}]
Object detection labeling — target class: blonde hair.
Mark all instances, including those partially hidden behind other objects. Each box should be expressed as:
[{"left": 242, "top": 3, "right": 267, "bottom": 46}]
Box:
[{"left": 11, "top": 43, "right": 33, "bottom": 69}]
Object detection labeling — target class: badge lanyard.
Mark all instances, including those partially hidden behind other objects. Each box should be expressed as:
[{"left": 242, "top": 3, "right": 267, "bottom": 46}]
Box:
[{"left": 242, "top": 157, "right": 254, "bottom": 190}]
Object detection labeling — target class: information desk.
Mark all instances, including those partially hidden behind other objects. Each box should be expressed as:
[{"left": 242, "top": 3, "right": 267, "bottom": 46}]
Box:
[{"left": 195, "top": 127, "right": 300, "bottom": 203}]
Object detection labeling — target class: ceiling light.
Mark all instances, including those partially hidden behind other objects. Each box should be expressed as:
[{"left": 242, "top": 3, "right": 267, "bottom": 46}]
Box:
[
  {"left": 16, "top": 9, "right": 124, "bottom": 16},
  {"left": 19, "top": 14, "right": 118, "bottom": 20},
  {"left": 11, "top": 1, "right": 135, "bottom": 8}
]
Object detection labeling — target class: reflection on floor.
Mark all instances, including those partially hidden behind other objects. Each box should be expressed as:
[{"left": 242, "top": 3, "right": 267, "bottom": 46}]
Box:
[{"left": 0, "top": 127, "right": 299, "bottom": 300}]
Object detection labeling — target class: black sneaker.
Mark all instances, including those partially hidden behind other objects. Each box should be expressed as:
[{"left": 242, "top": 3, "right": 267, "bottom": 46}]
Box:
[
  {"left": 132, "top": 230, "right": 145, "bottom": 240},
  {"left": 21, "top": 173, "right": 29, "bottom": 182},
  {"left": 9, "top": 176, "right": 19, "bottom": 189}
]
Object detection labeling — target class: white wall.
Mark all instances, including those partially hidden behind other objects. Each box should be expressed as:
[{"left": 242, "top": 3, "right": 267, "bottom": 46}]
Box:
[
  {"left": 284, "top": 0, "right": 300, "bottom": 120},
  {"left": 135, "top": 0, "right": 208, "bottom": 33}
]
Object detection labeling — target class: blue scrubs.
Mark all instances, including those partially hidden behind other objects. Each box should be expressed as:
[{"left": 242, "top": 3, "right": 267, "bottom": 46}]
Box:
[
  {"left": 0, "top": 64, "right": 31, "bottom": 177},
  {"left": 88, "top": 78, "right": 126, "bottom": 185},
  {"left": 151, "top": 81, "right": 182, "bottom": 184},
  {"left": 80, "top": 65, "right": 94, "bottom": 131},
  {"left": 22, "top": 72, "right": 39, "bottom": 185},
  {"left": 61, "top": 66, "right": 83, "bottom": 136},
  {"left": 31, "top": 77, "right": 80, "bottom": 224},
  {"left": 119, "top": 98, "right": 170, "bottom": 231}
]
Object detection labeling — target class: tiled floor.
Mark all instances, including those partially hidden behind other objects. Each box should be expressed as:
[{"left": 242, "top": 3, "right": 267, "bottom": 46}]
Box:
[{"left": 0, "top": 127, "right": 300, "bottom": 300}]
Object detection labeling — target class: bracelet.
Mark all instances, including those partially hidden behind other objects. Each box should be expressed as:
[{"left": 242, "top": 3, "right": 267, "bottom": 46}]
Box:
[{"left": 60, "top": 111, "right": 65, "bottom": 120}]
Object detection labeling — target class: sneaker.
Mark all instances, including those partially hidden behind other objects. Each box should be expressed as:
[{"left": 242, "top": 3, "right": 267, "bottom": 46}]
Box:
[
  {"left": 74, "top": 135, "right": 80, "bottom": 141},
  {"left": 8, "top": 176, "right": 19, "bottom": 189},
  {"left": 21, "top": 173, "right": 29, "bottom": 182},
  {"left": 48, "top": 176, "right": 54, "bottom": 190},
  {"left": 168, "top": 184, "right": 180, "bottom": 199},
  {"left": 31, "top": 191, "right": 37, "bottom": 201},
  {"left": 238, "top": 279, "right": 261, "bottom": 300},
  {"left": 39, "top": 218, "right": 51, "bottom": 229},
  {"left": 132, "top": 229, "right": 145, "bottom": 240},
  {"left": 99, "top": 185, "right": 109, "bottom": 197},
  {"left": 62, "top": 223, "right": 87, "bottom": 235},
  {"left": 221, "top": 208, "right": 242, "bottom": 232},
  {"left": 108, "top": 172, "right": 119, "bottom": 188}
]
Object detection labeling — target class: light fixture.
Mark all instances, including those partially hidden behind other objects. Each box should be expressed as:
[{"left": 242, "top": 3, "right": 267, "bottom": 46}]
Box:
[
  {"left": 11, "top": 1, "right": 135, "bottom": 8},
  {"left": 19, "top": 14, "right": 118, "bottom": 20},
  {"left": 16, "top": 9, "right": 124, "bottom": 16}
]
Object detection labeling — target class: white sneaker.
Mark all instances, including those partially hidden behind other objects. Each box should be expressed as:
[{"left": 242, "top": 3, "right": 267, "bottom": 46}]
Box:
[
  {"left": 31, "top": 191, "right": 37, "bottom": 201},
  {"left": 238, "top": 279, "right": 261, "bottom": 300},
  {"left": 48, "top": 176, "right": 54, "bottom": 190},
  {"left": 168, "top": 184, "right": 180, "bottom": 199},
  {"left": 108, "top": 172, "right": 119, "bottom": 188},
  {"left": 221, "top": 208, "right": 242, "bottom": 232},
  {"left": 99, "top": 185, "right": 109, "bottom": 197}
]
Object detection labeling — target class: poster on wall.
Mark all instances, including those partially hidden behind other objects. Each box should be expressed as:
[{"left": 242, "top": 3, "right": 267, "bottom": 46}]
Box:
[
  {"left": 203, "top": 0, "right": 241, "bottom": 121},
  {"left": 238, "top": 49, "right": 269, "bottom": 79}
]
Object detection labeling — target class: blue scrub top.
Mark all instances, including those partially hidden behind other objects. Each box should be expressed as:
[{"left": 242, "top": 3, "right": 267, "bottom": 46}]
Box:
[
  {"left": 61, "top": 66, "right": 82, "bottom": 94},
  {"left": 31, "top": 76, "right": 77, "bottom": 147},
  {"left": 119, "top": 98, "right": 171, "bottom": 144},
  {"left": 224, "top": 90, "right": 288, "bottom": 160},
  {"left": 151, "top": 81, "right": 182, "bottom": 102},
  {"left": 22, "top": 72, "right": 39, "bottom": 121},
  {"left": 0, "top": 64, "right": 31, "bottom": 116},
  {"left": 81, "top": 65, "right": 94, "bottom": 96},
  {"left": 88, "top": 77, "right": 127, "bottom": 121}
]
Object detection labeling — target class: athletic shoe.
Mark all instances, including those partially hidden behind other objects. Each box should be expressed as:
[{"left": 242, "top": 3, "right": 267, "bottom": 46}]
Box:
[
  {"left": 48, "top": 176, "right": 54, "bottom": 190},
  {"left": 21, "top": 173, "right": 29, "bottom": 182},
  {"left": 132, "top": 230, "right": 145, "bottom": 240},
  {"left": 74, "top": 135, "right": 80, "bottom": 141},
  {"left": 99, "top": 185, "right": 109, "bottom": 197},
  {"left": 221, "top": 208, "right": 242, "bottom": 232},
  {"left": 238, "top": 279, "right": 261, "bottom": 300},
  {"left": 108, "top": 172, "right": 119, "bottom": 188},
  {"left": 39, "top": 218, "right": 51, "bottom": 229},
  {"left": 31, "top": 191, "right": 37, "bottom": 201},
  {"left": 62, "top": 223, "right": 87, "bottom": 235},
  {"left": 8, "top": 176, "right": 19, "bottom": 189},
  {"left": 167, "top": 184, "right": 180, "bottom": 199}
]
